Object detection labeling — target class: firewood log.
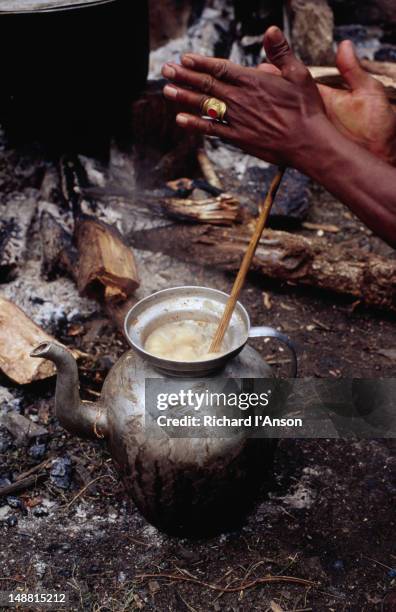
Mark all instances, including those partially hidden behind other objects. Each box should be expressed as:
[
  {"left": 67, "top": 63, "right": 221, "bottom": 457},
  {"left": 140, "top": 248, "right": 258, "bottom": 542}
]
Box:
[
  {"left": 129, "top": 224, "right": 396, "bottom": 313},
  {"left": 75, "top": 217, "right": 140, "bottom": 303},
  {"left": 0, "top": 297, "right": 58, "bottom": 384}
]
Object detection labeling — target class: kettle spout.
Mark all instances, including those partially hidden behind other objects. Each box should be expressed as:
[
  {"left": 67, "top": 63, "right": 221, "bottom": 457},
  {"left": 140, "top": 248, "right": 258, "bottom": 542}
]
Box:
[{"left": 31, "top": 342, "right": 108, "bottom": 440}]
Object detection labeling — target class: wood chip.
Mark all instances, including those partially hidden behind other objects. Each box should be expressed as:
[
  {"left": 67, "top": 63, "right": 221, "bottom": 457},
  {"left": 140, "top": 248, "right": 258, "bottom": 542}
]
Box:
[
  {"left": 302, "top": 222, "right": 340, "bottom": 233},
  {"left": 262, "top": 292, "right": 272, "bottom": 310}
]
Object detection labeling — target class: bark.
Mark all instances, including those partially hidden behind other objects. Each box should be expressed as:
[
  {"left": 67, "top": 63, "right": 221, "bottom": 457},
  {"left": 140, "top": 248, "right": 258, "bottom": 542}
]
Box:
[{"left": 129, "top": 224, "right": 396, "bottom": 313}]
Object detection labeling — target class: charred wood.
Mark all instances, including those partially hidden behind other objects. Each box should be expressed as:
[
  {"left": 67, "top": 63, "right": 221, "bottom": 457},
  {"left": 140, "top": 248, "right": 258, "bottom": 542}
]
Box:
[
  {"left": 0, "top": 190, "right": 37, "bottom": 282},
  {"left": 40, "top": 212, "right": 77, "bottom": 281}
]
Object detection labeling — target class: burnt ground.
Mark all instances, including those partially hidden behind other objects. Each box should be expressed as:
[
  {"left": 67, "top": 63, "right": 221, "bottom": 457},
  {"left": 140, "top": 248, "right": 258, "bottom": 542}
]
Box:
[{"left": 0, "top": 130, "right": 395, "bottom": 611}]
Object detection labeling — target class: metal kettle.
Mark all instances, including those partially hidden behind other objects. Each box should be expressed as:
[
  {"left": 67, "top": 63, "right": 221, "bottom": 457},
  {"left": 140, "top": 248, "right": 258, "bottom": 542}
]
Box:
[{"left": 32, "top": 286, "right": 297, "bottom": 535}]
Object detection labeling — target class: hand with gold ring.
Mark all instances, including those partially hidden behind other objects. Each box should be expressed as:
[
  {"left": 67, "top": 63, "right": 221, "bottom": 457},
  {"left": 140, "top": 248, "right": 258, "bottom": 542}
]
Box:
[
  {"left": 161, "top": 26, "right": 396, "bottom": 247},
  {"left": 161, "top": 26, "right": 327, "bottom": 166}
]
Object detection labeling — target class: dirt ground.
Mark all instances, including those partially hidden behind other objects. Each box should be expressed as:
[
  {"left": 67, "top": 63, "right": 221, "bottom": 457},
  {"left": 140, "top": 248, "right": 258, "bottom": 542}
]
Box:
[{"left": 0, "top": 111, "right": 395, "bottom": 611}]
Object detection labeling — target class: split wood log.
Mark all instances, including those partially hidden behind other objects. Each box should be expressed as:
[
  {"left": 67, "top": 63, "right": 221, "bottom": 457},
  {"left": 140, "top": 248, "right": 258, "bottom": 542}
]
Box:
[
  {"left": 161, "top": 193, "right": 242, "bottom": 226},
  {"left": 0, "top": 297, "right": 59, "bottom": 384},
  {"left": 75, "top": 217, "right": 140, "bottom": 303},
  {"left": 59, "top": 156, "right": 140, "bottom": 306},
  {"left": 309, "top": 66, "right": 396, "bottom": 102},
  {"left": 129, "top": 224, "right": 396, "bottom": 313}
]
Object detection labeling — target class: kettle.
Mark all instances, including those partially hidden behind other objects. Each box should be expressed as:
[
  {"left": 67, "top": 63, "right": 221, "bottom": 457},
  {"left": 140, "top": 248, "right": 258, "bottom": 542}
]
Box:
[{"left": 32, "top": 286, "right": 297, "bottom": 535}]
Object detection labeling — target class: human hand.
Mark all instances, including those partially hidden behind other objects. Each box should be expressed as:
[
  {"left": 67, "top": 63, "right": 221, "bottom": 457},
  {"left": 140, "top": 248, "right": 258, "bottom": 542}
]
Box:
[
  {"left": 259, "top": 40, "right": 396, "bottom": 166},
  {"left": 161, "top": 27, "right": 330, "bottom": 168}
]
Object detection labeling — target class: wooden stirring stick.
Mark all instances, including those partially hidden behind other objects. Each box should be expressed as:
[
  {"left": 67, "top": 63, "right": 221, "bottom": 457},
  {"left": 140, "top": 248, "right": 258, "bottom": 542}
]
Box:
[{"left": 209, "top": 166, "right": 286, "bottom": 353}]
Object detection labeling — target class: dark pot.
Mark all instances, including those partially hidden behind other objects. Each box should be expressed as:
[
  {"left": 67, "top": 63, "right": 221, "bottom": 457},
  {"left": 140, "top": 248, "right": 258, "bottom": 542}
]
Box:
[{"left": 0, "top": 0, "right": 149, "bottom": 155}]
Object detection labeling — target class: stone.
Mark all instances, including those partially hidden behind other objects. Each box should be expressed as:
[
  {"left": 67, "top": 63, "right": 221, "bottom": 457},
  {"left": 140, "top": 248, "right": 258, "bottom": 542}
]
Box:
[
  {"left": 6, "top": 496, "right": 22, "bottom": 509},
  {"left": 50, "top": 456, "right": 72, "bottom": 490},
  {"left": 28, "top": 442, "right": 47, "bottom": 460},
  {"left": 0, "top": 412, "right": 48, "bottom": 446},
  {"left": 290, "top": 0, "right": 335, "bottom": 66},
  {"left": 33, "top": 506, "right": 49, "bottom": 517},
  {"left": 245, "top": 166, "right": 311, "bottom": 226}
]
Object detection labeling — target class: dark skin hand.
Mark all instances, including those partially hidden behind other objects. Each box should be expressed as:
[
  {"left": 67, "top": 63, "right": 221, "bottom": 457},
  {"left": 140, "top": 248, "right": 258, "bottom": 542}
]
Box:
[
  {"left": 161, "top": 27, "right": 396, "bottom": 247},
  {"left": 259, "top": 39, "right": 396, "bottom": 166}
]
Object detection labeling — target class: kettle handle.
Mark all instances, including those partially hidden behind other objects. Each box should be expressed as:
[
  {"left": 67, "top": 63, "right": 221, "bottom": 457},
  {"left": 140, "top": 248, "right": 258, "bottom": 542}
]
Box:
[{"left": 249, "top": 326, "right": 297, "bottom": 378}]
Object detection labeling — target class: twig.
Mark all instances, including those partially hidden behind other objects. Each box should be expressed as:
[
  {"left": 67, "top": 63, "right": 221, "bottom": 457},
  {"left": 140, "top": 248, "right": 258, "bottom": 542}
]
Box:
[
  {"left": 15, "top": 458, "right": 53, "bottom": 482},
  {"left": 136, "top": 572, "right": 316, "bottom": 593},
  {"left": 364, "top": 555, "right": 394, "bottom": 571},
  {"left": 63, "top": 475, "right": 112, "bottom": 509},
  {"left": 209, "top": 167, "right": 285, "bottom": 352}
]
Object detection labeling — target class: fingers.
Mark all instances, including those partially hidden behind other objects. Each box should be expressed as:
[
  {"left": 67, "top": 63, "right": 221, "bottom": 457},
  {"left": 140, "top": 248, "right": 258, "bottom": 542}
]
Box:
[
  {"left": 180, "top": 54, "right": 251, "bottom": 85},
  {"left": 175, "top": 113, "right": 233, "bottom": 139},
  {"left": 163, "top": 84, "right": 207, "bottom": 112},
  {"left": 263, "top": 26, "right": 309, "bottom": 84},
  {"left": 336, "top": 40, "right": 376, "bottom": 90},
  {"left": 162, "top": 62, "right": 227, "bottom": 98}
]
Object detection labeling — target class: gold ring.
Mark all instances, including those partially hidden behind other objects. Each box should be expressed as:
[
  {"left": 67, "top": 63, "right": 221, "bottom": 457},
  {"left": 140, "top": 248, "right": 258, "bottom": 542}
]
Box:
[{"left": 201, "top": 97, "right": 227, "bottom": 122}]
